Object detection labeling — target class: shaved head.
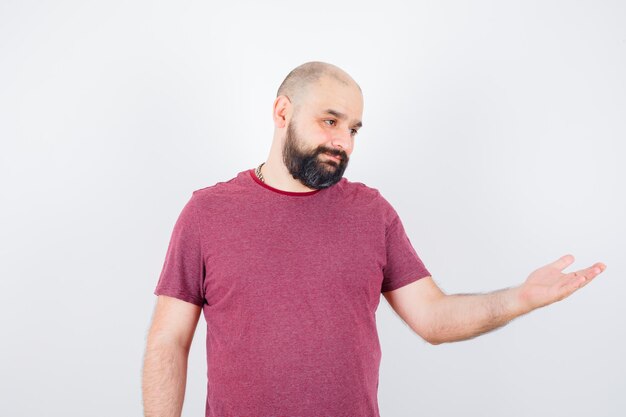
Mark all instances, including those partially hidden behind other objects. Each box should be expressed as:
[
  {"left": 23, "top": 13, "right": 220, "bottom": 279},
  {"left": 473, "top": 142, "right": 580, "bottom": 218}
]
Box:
[
  {"left": 264, "top": 61, "right": 364, "bottom": 191},
  {"left": 276, "top": 61, "right": 362, "bottom": 116}
]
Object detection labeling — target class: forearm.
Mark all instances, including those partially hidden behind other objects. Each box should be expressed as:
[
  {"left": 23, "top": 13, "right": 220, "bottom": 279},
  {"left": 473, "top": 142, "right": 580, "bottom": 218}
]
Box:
[
  {"left": 426, "top": 285, "right": 529, "bottom": 345},
  {"left": 142, "top": 341, "right": 189, "bottom": 417}
]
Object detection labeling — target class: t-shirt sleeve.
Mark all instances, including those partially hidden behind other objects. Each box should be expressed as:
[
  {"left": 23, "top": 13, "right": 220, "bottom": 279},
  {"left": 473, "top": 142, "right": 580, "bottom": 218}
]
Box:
[
  {"left": 153, "top": 193, "right": 206, "bottom": 306},
  {"left": 381, "top": 210, "right": 431, "bottom": 293}
]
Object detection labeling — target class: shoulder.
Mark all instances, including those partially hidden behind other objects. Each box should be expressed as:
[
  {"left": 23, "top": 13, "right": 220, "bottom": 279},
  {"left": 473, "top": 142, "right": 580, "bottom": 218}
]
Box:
[
  {"left": 338, "top": 176, "right": 382, "bottom": 201},
  {"left": 189, "top": 169, "right": 249, "bottom": 206},
  {"left": 337, "top": 177, "right": 397, "bottom": 224}
]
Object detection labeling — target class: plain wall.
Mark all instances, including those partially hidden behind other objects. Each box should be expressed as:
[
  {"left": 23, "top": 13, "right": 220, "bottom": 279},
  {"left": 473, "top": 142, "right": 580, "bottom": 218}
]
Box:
[{"left": 1, "top": 0, "right": 624, "bottom": 416}]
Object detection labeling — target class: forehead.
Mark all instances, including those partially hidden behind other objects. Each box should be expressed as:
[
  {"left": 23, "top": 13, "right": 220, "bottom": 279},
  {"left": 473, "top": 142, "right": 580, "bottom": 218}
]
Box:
[{"left": 302, "top": 77, "right": 363, "bottom": 120}]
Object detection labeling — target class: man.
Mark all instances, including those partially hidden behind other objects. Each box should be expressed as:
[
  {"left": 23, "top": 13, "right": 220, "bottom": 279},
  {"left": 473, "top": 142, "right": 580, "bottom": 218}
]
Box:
[{"left": 141, "top": 61, "right": 606, "bottom": 417}]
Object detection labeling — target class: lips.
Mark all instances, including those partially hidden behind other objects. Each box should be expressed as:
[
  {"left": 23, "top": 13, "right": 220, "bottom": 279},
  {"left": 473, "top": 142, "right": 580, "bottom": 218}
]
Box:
[{"left": 324, "top": 153, "right": 342, "bottom": 162}]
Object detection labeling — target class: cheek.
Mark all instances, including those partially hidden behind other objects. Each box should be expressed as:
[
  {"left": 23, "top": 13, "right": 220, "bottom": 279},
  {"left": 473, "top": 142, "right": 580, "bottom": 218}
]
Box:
[{"left": 321, "top": 130, "right": 338, "bottom": 146}]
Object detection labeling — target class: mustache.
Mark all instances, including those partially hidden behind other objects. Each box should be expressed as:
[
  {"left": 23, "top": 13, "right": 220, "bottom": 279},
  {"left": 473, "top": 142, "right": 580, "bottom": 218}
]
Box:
[{"left": 319, "top": 148, "right": 347, "bottom": 160}]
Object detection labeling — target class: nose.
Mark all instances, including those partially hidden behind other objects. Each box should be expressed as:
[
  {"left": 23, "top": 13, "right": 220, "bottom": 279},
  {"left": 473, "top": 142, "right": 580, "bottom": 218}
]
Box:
[{"left": 331, "top": 130, "right": 353, "bottom": 156}]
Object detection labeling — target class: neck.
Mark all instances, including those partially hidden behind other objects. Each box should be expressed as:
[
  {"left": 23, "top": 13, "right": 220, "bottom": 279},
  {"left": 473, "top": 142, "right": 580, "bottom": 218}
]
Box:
[{"left": 258, "top": 156, "right": 318, "bottom": 193}]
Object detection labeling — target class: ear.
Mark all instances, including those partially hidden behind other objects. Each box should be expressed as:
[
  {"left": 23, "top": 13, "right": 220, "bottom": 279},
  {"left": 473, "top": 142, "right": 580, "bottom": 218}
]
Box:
[{"left": 273, "top": 95, "right": 291, "bottom": 128}]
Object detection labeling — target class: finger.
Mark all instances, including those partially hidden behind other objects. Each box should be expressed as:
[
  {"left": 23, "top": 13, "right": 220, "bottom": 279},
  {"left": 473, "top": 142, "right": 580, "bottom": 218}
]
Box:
[
  {"left": 551, "top": 254, "right": 575, "bottom": 272},
  {"left": 560, "top": 264, "right": 606, "bottom": 299},
  {"left": 569, "top": 264, "right": 605, "bottom": 286},
  {"left": 585, "top": 263, "right": 606, "bottom": 279},
  {"left": 561, "top": 272, "right": 590, "bottom": 296}
]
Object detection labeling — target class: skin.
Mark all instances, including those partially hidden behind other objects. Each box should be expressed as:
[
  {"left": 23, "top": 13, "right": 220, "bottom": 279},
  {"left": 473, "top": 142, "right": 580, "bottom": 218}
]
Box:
[
  {"left": 259, "top": 74, "right": 363, "bottom": 192},
  {"left": 384, "top": 255, "right": 607, "bottom": 344},
  {"left": 143, "top": 295, "right": 200, "bottom": 417}
]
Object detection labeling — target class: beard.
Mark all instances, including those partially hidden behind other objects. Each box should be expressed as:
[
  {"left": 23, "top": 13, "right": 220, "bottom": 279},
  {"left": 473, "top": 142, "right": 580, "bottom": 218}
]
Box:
[{"left": 282, "top": 120, "right": 349, "bottom": 190}]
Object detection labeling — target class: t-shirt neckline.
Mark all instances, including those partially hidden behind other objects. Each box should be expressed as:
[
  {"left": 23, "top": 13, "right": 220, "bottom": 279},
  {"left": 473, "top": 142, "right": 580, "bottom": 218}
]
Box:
[{"left": 247, "top": 168, "right": 322, "bottom": 197}]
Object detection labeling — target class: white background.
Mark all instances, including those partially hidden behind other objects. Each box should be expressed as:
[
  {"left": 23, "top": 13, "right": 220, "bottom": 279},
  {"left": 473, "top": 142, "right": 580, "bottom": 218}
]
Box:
[{"left": 1, "top": 1, "right": 624, "bottom": 416}]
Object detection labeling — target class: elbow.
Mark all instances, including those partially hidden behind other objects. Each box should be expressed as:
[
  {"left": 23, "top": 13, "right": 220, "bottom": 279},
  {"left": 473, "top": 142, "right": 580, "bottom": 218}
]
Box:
[
  {"left": 414, "top": 318, "right": 444, "bottom": 345},
  {"left": 425, "top": 334, "right": 444, "bottom": 345},
  {"left": 410, "top": 319, "right": 444, "bottom": 345},
  {"left": 417, "top": 327, "right": 443, "bottom": 345}
]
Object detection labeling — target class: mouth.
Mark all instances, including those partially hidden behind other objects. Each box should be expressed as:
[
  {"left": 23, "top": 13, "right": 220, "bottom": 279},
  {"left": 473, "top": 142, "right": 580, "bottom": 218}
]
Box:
[{"left": 323, "top": 152, "right": 342, "bottom": 163}]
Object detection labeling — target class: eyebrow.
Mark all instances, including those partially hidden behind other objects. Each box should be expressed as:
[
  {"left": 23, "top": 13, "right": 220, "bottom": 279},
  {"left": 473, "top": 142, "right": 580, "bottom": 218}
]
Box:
[{"left": 322, "top": 109, "right": 363, "bottom": 129}]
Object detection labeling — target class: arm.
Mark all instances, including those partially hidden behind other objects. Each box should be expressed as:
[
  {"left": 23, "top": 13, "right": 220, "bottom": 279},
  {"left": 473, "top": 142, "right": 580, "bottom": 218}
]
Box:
[
  {"left": 383, "top": 254, "right": 606, "bottom": 345},
  {"left": 142, "top": 295, "right": 202, "bottom": 417}
]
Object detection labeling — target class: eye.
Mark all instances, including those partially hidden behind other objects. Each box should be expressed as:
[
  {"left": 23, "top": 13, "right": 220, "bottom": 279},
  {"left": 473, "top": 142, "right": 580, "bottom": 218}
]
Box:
[{"left": 325, "top": 119, "right": 358, "bottom": 137}]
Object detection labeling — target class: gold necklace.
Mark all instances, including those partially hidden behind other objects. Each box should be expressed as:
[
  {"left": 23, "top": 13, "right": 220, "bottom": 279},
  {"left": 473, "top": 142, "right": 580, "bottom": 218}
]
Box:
[{"left": 255, "top": 162, "right": 265, "bottom": 183}]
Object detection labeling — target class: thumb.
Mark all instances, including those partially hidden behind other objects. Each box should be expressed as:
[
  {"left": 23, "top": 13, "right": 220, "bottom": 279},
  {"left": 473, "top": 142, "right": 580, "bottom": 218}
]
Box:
[{"left": 550, "top": 254, "right": 575, "bottom": 271}]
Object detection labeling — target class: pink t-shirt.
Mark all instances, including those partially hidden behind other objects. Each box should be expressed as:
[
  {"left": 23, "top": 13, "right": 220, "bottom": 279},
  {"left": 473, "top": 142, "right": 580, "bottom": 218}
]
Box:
[{"left": 154, "top": 168, "right": 431, "bottom": 417}]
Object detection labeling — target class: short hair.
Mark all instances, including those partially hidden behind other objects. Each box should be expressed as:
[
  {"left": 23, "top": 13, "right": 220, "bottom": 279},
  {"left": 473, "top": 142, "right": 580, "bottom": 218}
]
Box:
[{"left": 276, "top": 61, "right": 361, "bottom": 115}]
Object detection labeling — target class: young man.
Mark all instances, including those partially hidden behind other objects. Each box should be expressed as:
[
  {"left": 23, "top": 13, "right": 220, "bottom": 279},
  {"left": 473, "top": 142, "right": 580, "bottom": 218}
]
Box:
[{"left": 142, "top": 61, "right": 606, "bottom": 417}]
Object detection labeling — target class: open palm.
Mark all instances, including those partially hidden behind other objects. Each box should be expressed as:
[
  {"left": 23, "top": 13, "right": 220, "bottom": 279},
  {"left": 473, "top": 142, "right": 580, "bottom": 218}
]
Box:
[{"left": 518, "top": 254, "right": 606, "bottom": 312}]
